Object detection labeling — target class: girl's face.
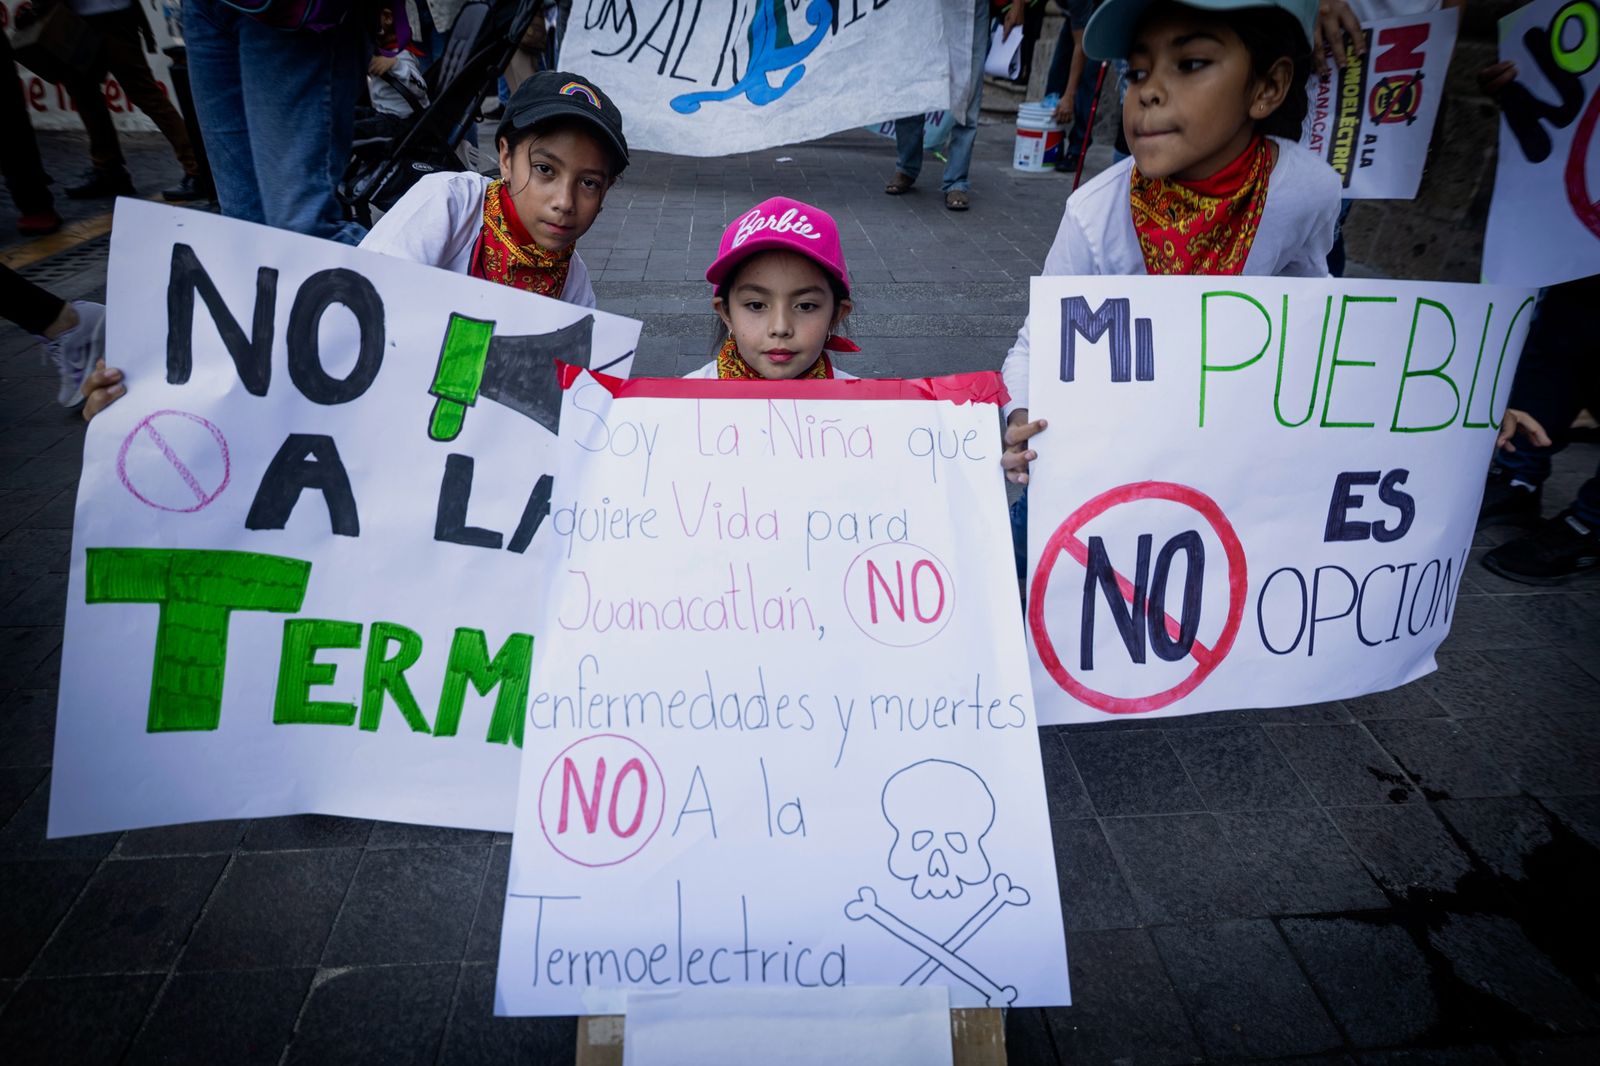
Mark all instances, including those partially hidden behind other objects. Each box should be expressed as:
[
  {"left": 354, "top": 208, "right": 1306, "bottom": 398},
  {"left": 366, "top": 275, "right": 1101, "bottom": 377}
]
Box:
[
  {"left": 713, "top": 251, "right": 851, "bottom": 380},
  {"left": 1123, "top": 6, "right": 1291, "bottom": 181},
  {"left": 496, "top": 126, "right": 612, "bottom": 253}
]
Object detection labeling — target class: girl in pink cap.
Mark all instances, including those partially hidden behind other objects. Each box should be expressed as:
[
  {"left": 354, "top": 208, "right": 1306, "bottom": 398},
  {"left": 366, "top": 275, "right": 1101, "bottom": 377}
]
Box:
[{"left": 688, "top": 197, "right": 860, "bottom": 381}]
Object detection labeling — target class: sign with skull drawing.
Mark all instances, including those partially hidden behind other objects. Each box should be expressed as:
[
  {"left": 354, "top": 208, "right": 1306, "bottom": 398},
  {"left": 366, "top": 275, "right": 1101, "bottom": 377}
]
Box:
[{"left": 492, "top": 372, "right": 1071, "bottom": 1016}]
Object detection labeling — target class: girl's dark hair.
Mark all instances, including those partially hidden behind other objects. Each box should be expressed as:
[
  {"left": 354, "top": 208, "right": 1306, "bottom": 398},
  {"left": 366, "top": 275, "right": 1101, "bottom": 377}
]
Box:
[
  {"left": 1214, "top": 8, "right": 1312, "bottom": 139},
  {"left": 706, "top": 252, "right": 852, "bottom": 359},
  {"left": 500, "top": 116, "right": 626, "bottom": 181}
]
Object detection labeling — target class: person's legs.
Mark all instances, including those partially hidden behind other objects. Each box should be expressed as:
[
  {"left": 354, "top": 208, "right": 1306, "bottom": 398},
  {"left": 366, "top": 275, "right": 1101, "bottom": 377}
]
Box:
[
  {"left": 61, "top": 30, "right": 130, "bottom": 191},
  {"left": 237, "top": 14, "right": 369, "bottom": 243},
  {"left": 183, "top": 0, "right": 267, "bottom": 224},
  {"left": 0, "top": 34, "right": 57, "bottom": 225},
  {"left": 893, "top": 116, "right": 926, "bottom": 182},
  {"left": 939, "top": 2, "right": 989, "bottom": 194},
  {"left": 1043, "top": 18, "right": 1073, "bottom": 97},
  {"left": 98, "top": 10, "right": 199, "bottom": 178}
]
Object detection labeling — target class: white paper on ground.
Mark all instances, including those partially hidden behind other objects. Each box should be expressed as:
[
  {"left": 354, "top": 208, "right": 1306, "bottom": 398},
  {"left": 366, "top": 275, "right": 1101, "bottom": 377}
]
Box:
[
  {"left": 983, "top": 25, "right": 1023, "bottom": 80},
  {"left": 621, "top": 987, "right": 952, "bottom": 1066}
]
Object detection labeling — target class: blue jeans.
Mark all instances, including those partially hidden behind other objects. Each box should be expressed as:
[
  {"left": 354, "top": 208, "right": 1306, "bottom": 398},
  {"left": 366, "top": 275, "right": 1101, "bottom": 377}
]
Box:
[
  {"left": 894, "top": 1, "right": 987, "bottom": 193},
  {"left": 182, "top": 0, "right": 369, "bottom": 244}
]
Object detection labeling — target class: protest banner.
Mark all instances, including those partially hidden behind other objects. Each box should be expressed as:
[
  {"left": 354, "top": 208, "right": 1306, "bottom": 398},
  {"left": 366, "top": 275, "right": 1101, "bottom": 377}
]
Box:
[
  {"left": 1483, "top": 0, "right": 1600, "bottom": 285},
  {"left": 556, "top": 0, "right": 974, "bottom": 156},
  {"left": 1298, "top": 7, "right": 1457, "bottom": 200},
  {"left": 5, "top": 0, "right": 181, "bottom": 134},
  {"left": 493, "top": 371, "right": 1070, "bottom": 1016},
  {"left": 1023, "top": 275, "right": 1535, "bottom": 726},
  {"left": 48, "top": 201, "right": 641, "bottom": 837}
]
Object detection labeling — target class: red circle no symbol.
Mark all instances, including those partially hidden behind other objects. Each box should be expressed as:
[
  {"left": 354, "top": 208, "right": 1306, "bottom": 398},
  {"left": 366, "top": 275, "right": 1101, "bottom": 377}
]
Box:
[{"left": 1027, "top": 481, "right": 1248, "bottom": 714}]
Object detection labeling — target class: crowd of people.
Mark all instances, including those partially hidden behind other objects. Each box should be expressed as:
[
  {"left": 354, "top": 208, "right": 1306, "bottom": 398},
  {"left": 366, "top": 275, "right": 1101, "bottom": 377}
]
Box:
[{"left": 1, "top": 0, "right": 1595, "bottom": 588}]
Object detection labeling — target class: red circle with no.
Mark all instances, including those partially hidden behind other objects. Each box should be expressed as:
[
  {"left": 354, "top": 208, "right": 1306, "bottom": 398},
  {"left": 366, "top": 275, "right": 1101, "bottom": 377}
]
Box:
[
  {"left": 538, "top": 733, "right": 665, "bottom": 868},
  {"left": 1027, "top": 481, "right": 1248, "bottom": 714}
]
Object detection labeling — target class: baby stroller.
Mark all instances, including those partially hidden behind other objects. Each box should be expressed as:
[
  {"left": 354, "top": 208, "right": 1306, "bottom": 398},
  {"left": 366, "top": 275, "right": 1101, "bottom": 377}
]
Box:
[{"left": 340, "top": 0, "right": 542, "bottom": 228}]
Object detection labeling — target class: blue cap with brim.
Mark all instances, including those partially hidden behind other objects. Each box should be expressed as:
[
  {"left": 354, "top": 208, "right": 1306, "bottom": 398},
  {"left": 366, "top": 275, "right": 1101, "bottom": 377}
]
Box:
[{"left": 1083, "top": 0, "right": 1318, "bottom": 61}]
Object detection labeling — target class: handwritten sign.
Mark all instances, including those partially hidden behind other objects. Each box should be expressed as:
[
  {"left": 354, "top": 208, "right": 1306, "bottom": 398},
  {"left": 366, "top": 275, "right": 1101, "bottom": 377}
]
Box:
[
  {"left": 556, "top": 0, "right": 974, "bottom": 156},
  {"left": 6, "top": 0, "right": 181, "bottom": 134},
  {"left": 1298, "top": 8, "right": 1458, "bottom": 200},
  {"left": 1483, "top": 0, "right": 1600, "bottom": 284},
  {"left": 1023, "top": 275, "right": 1535, "bottom": 725},
  {"left": 49, "top": 201, "right": 641, "bottom": 837},
  {"left": 492, "top": 372, "right": 1070, "bottom": 1015}
]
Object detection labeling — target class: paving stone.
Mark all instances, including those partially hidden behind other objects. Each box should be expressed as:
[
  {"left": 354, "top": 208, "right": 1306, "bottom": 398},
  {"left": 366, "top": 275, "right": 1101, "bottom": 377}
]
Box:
[
  {"left": 1062, "top": 730, "right": 1204, "bottom": 816},
  {"left": 1344, "top": 680, "right": 1450, "bottom": 721},
  {"left": 1280, "top": 916, "right": 1439, "bottom": 1047},
  {"left": 366, "top": 820, "right": 496, "bottom": 849},
  {"left": 1036, "top": 728, "right": 1094, "bottom": 821},
  {"left": 0, "top": 974, "right": 163, "bottom": 1066},
  {"left": 1365, "top": 719, "right": 1517, "bottom": 801},
  {"left": 0, "top": 765, "right": 46, "bottom": 829},
  {"left": 1359, "top": 1048, "right": 1506, "bottom": 1066},
  {"left": 0, "top": 572, "right": 67, "bottom": 626},
  {"left": 1264, "top": 723, "right": 1417, "bottom": 806},
  {"left": 1100, "top": 813, "right": 1265, "bottom": 923},
  {"left": 1165, "top": 725, "right": 1317, "bottom": 811},
  {"left": 0, "top": 688, "right": 55, "bottom": 768},
  {"left": 1423, "top": 648, "right": 1600, "bottom": 719},
  {"left": 180, "top": 849, "right": 361, "bottom": 971},
  {"left": 1432, "top": 798, "right": 1559, "bottom": 882},
  {"left": 1505, "top": 1036, "right": 1600, "bottom": 1065},
  {"left": 1426, "top": 914, "right": 1599, "bottom": 1034},
  {"left": 125, "top": 968, "right": 314, "bottom": 1066},
  {"left": 1440, "top": 594, "right": 1544, "bottom": 651},
  {"left": 1461, "top": 713, "right": 1600, "bottom": 797},
  {"left": 1327, "top": 805, "right": 1474, "bottom": 895},
  {"left": 285, "top": 963, "right": 457, "bottom": 1066},
  {"left": 439, "top": 962, "right": 578, "bottom": 1066},
  {"left": 1151, "top": 919, "right": 1342, "bottom": 1060},
  {"left": 34, "top": 855, "right": 227, "bottom": 975},
  {"left": 0, "top": 858, "right": 97, "bottom": 977},
  {"left": 115, "top": 819, "right": 247, "bottom": 858},
  {"left": 0, "top": 770, "right": 119, "bottom": 860},
  {"left": 1498, "top": 593, "right": 1600, "bottom": 657},
  {"left": 1051, "top": 819, "right": 1139, "bottom": 932},
  {"left": 1215, "top": 808, "right": 1387, "bottom": 914},
  {"left": 0, "top": 626, "right": 62, "bottom": 693},
  {"left": 322, "top": 846, "right": 488, "bottom": 966},
  {"left": 1541, "top": 795, "right": 1600, "bottom": 852},
  {"left": 1001, "top": 1006, "right": 1060, "bottom": 1066},
  {"left": 1044, "top": 929, "right": 1203, "bottom": 1066},
  {"left": 239, "top": 814, "right": 373, "bottom": 851},
  {"left": 465, "top": 845, "right": 510, "bottom": 963}
]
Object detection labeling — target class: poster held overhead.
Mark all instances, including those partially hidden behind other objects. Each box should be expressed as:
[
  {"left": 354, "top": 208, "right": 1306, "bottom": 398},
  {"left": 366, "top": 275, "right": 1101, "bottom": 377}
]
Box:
[
  {"left": 493, "top": 371, "right": 1071, "bottom": 1016},
  {"left": 1023, "top": 275, "right": 1535, "bottom": 725},
  {"left": 50, "top": 201, "right": 641, "bottom": 838}
]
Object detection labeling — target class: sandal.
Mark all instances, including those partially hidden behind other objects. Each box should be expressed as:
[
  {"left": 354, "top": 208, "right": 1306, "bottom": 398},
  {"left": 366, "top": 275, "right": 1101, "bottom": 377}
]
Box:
[
  {"left": 945, "top": 190, "right": 969, "bottom": 211},
  {"left": 884, "top": 172, "right": 916, "bottom": 195}
]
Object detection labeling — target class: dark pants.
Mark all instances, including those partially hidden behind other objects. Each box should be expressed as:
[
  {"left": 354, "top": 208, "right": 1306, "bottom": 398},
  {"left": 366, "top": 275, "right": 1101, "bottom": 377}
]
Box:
[
  {"left": 64, "top": 8, "right": 197, "bottom": 177},
  {"left": 1, "top": 266, "right": 65, "bottom": 336},
  {"left": 1496, "top": 278, "right": 1600, "bottom": 526},
  {"left": 0, "top": 34, "right": 55, "bottom": 214}
]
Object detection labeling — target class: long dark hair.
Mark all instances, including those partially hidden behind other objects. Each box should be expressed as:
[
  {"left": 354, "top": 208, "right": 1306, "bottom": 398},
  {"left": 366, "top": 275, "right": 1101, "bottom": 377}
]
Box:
[{"left": 1214, "top": 8, "right": 1313, "bottom": 139}]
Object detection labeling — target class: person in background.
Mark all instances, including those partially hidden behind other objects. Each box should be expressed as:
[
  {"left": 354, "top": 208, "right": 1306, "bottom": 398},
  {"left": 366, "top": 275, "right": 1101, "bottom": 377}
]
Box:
[
  {"left": 884, "top": 0, "right": 1024, "bottom": 211},
  {"left": 1, "top": 32, "right": 63, "bottom": 235},
  {"left": 1, "top": 266, "right": 106, "bottom": 411},
  {"left": 1044, "top": 0, "right": 1099, "bottom": 175},
  {"left": 368, "top": 3, "right": 430, "bottom": 118},
  {"left": 180, "top": 0, "right": 370, "bottom": 243},
  {"left": 49, "top": 0, "right": 203, "bottom": 201}
]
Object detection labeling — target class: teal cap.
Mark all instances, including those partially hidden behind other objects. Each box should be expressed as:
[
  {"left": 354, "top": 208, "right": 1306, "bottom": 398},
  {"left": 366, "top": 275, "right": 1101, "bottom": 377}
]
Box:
[{"left": 1083, "top": 0, "right": 1319, "bottom": 61}]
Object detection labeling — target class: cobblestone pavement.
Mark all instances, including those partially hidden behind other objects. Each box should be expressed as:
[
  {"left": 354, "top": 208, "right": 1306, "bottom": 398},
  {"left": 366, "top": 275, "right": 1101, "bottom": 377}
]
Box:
[{"left": 1, "top": 128, "right": 1597, "bottom": 1065}]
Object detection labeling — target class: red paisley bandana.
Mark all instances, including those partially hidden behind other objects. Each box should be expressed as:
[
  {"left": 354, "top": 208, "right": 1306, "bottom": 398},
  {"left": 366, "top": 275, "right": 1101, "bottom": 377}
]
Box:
[
  {"left": 468, "top": 180, "right": 573, "bottom": 297},
  {"left": 714, "top": 335, "right": 834, "bottom": 380},
  {"left": 1130, "top": 136, "right": 1273, "bottom": 276}
]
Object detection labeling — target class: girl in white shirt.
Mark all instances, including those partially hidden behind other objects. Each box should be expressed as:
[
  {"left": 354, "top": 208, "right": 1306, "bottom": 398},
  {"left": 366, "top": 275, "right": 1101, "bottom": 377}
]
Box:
[{"left": 1000, "top": 0, "right": 1341, "bottom": 483}]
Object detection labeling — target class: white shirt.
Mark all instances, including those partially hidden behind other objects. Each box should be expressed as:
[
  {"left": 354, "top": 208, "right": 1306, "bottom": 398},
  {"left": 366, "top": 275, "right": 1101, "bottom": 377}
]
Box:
[
  {"left": 1347, "top": 1, "right": 1442, "bottom": 18},
  {"left": 359, "top": 171, "right": 596, "bottom": 308},
  {"left": 369, "top": 53, "right": 430, "bottom": 118},
  {"left": 685, "top": 360, "right": 859, "bottom": 380},
  {"left": 1000, "top": 137, "right": 1340, "bottom": 418}
]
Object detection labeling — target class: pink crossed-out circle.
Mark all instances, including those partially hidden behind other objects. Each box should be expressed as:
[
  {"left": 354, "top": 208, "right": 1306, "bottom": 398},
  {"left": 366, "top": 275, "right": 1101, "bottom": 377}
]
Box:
[{"left": 116, "top": 409, "right": 231, "bottom": 513}]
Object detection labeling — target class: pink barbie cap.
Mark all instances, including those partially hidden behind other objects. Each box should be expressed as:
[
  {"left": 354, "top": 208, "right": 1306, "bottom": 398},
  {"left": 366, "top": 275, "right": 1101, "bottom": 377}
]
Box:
[{"left": 705, "top": 197, "right": 850, "bottom": 295}]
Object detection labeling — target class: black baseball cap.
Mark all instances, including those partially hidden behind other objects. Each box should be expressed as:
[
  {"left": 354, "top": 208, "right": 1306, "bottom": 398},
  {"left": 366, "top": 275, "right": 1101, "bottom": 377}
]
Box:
[{"left": 495, "top": 70, "right": 629, "bottom": 173}]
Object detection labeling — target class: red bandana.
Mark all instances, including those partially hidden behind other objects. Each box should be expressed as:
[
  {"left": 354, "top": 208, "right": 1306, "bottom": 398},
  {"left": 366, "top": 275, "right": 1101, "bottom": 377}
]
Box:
[
  {"left": 1129, "top": 136, "right": 1273, "bottom": 276},
  {"left": 468, "top": 180, "right": 573, "bottom": 297},
  {"left": 714, "top": 336, "right": 834, "bottom": 380}
]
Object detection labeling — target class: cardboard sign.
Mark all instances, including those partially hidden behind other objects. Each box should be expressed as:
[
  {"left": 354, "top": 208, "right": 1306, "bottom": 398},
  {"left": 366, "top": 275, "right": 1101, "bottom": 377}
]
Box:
[
  {"left": 493, "top": 372, "right": 1070, "bottom": 1016},
  {"left": 1299, "top": 8, "right": 1458, "bottom": 200},
  {"left": 6, "top": 0, "right": 181, "bottom": 134},
  {"left": 49, "top": 201, "right": 640, "bottom": 838},
  {"left": 1483, "top": 0, "right": 1600, "bottom": 285},
  {"left": 1023, "top": 276, "right": 1535, "bottom": 725},
  {"left": 556, "top": 0, "right": 974, "bottom": 156}
]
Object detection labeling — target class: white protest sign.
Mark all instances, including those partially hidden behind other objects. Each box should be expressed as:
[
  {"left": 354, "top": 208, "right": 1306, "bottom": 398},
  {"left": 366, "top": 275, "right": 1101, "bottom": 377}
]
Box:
[
  {"left": 557, "top": 0, "right": 973, "bottom": 156},
  {"left": 1299, "top": 8, "right": 1457, "bottom": 200},
  {"left": 494, "top": 372, "right": 1070, "bottom": 1016},
  {"left": 1023, "top": 276, "right": 1535, "bottom": 725},
  {"left": 49, "top": 201, "right": 640, "bottom": 837},
  {"left": 1483, "top": 0, "right": 1600, "bottom": 285}
]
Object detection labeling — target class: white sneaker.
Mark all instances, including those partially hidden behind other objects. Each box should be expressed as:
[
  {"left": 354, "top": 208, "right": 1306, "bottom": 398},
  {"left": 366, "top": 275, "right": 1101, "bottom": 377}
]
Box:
[{"left": 38, "top": 300, "right": 106, "bottom": 409}]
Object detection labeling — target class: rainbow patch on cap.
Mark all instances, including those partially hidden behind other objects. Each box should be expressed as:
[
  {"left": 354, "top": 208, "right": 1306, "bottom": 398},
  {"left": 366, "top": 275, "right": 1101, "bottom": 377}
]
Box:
[{"left": 559, "top": 82, "right": 601, "bottom": 108}]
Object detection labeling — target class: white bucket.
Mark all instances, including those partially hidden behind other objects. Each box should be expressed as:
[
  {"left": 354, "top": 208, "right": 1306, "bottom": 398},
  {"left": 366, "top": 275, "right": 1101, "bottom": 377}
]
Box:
[{"left": 1014, "top": 103, "right": 1064, "bottom": 172}]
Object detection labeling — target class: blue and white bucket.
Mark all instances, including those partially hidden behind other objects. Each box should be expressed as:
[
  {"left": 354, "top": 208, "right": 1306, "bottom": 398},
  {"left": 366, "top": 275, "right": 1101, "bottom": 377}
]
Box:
[{"left": 1014, "top": 102, "right": 1064, "bottom": 172}]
